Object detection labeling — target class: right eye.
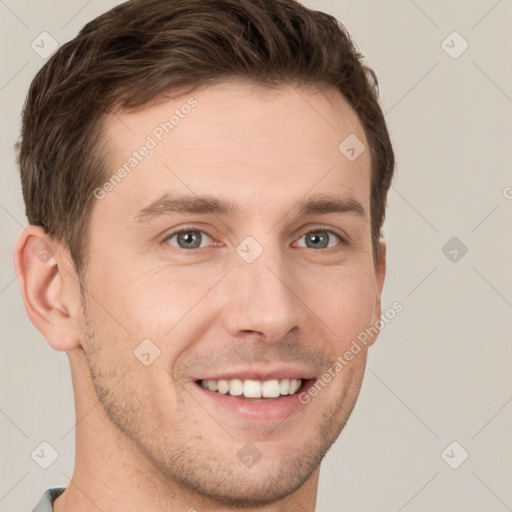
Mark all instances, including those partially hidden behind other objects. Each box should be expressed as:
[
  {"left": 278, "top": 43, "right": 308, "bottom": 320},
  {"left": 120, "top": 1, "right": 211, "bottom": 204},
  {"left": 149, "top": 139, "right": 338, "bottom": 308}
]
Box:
[{"left": 163, "top": 229, "right": 214, "bottom": 250}]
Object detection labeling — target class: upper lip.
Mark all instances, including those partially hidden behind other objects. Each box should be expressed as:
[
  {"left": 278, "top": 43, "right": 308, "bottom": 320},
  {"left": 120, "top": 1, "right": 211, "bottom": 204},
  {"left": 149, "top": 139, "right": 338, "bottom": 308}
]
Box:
[{"left": 193, "top": 366, "right": 317, "bottom": 382}]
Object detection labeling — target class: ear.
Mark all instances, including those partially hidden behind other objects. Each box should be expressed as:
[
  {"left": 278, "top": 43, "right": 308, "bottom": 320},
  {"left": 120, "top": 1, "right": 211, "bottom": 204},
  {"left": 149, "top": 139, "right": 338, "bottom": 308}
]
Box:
[
  {"left": 13, "top": 226, "right": 82, "bottom": 351},
  {"left": 368, "top": 240, "right": 387, "bottom": 347}
]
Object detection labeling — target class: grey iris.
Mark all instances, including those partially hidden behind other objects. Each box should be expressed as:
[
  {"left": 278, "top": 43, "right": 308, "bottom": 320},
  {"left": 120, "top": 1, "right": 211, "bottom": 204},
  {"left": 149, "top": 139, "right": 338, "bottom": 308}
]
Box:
[
  {"left": 177, "top": 231, "right": 202, "bottom": 249},
  {"left": 305, "top": 231, "right": 330, "bottom": 249}
]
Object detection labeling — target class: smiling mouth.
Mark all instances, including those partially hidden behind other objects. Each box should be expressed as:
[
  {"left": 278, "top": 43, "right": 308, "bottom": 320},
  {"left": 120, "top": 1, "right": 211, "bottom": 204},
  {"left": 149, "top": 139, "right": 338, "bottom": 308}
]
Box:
[{"left": 196, "top": 378, "right": 307, "bottom": 401}]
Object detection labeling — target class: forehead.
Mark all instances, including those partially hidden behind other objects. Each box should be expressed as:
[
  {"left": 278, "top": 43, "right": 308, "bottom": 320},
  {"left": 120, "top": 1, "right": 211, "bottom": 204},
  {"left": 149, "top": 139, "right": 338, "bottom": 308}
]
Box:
[{"left": 97, "top": 81, "right": 371, "bottom": 223}]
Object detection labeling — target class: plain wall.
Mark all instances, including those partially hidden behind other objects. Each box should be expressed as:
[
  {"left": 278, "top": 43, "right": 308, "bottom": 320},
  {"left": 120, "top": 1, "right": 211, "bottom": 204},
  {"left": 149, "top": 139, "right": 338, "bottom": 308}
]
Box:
[{"left": 1, "top": 1, "right": 511, "bottom": 511}]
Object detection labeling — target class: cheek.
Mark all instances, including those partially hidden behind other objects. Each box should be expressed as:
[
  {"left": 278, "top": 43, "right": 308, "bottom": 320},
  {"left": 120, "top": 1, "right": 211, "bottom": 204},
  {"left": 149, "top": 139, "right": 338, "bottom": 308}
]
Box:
[
  {"left": 87, "top": 260, "right": 212, "bottom": 339},
  {"left": 302, "top": 265, "right": 377, "bottom": 344},
  {"left": 81, "top": 295, "right": 179, "bottom": 413}
]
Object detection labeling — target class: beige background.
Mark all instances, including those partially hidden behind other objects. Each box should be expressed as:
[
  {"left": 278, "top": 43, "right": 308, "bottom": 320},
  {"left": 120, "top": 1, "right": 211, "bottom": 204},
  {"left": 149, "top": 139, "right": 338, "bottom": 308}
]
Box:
[{"left": 1, "top": 1, "right": 511, "bottom": 511}]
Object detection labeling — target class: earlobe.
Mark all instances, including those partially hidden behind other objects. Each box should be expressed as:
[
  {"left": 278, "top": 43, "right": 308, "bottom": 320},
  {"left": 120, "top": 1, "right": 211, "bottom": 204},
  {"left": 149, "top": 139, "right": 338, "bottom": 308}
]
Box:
[{"left": 13, "top": 226, "right": 82, "bottom": 352}]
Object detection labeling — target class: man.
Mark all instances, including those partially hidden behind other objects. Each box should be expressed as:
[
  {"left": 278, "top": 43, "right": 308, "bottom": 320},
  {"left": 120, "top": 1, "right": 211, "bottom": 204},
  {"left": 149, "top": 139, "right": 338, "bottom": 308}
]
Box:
[{"left": 14, "top": 0, "right": 394, "bottom": 510}]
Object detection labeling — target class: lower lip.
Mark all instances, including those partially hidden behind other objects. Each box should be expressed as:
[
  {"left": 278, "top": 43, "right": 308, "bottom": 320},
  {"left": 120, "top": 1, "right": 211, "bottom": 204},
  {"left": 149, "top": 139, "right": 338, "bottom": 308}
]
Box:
[{"left": 192, "top": 379, "right": 316, "bottom": 421}]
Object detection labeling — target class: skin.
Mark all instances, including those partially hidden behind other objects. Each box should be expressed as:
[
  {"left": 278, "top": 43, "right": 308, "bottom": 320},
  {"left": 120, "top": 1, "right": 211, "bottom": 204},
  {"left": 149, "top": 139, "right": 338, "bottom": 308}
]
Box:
[{"left": 14, "top": 81, "right": 386, "bottom": 512}]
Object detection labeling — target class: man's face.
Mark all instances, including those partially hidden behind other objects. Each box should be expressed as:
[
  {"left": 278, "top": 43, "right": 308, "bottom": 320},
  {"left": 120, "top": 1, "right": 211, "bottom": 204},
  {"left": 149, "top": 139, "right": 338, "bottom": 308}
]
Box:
[{"left": 78, "top": 82, "right": 385, "bottom": 505}]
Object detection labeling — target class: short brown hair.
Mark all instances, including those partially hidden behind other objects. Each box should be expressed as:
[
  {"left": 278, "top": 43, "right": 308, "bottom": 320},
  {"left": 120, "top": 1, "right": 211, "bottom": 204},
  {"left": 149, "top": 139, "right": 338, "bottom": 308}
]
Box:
[{"left": 18, "top": 0, "right": 394, "bottom": 274}]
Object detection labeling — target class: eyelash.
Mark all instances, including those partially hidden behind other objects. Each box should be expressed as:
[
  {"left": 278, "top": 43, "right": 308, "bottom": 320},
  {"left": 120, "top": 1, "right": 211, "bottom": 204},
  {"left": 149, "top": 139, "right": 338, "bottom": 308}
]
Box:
[{"left": 161, "top": 226, "right": 348, "bottom": 251}]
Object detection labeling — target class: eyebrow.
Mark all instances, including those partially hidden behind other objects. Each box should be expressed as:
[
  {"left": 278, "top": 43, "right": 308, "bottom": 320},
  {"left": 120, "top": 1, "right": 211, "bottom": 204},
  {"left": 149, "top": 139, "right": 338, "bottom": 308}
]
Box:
[
  {"left": 294, "top": 194, "right": 366, "bottom": 219},
  {"left": 129, "top": 192, "right": 367, "bottom": 226}
]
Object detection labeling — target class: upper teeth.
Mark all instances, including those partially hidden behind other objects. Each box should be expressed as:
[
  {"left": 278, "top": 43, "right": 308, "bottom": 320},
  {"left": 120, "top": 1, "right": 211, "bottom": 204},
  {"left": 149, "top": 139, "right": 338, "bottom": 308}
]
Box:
[{"left": 200, "top": 378, "right": 303, "bottom": 398}]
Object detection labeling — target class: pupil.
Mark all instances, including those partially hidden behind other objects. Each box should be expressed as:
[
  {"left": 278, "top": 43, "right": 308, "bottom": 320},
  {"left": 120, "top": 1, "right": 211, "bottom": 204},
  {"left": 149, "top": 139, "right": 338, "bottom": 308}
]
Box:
[
  {"left": 307, "top": 232, "right": 328, "bottom": 249},
  {"left": 179, "top": 232, "right": 200, "bottom": 248}
]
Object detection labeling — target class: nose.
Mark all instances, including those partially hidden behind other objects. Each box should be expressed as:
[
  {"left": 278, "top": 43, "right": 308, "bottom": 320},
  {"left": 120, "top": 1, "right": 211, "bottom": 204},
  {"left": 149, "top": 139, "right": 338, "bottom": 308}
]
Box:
[{"left": 220, "top": 245, "right": 303, "bottom": 344}]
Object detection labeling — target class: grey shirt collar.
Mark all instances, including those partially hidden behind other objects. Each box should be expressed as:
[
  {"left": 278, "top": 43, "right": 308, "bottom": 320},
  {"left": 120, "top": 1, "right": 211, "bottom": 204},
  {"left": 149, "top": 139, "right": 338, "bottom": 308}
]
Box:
[{"left": 32, "top": 488, "right": 65, "bottom": 512}]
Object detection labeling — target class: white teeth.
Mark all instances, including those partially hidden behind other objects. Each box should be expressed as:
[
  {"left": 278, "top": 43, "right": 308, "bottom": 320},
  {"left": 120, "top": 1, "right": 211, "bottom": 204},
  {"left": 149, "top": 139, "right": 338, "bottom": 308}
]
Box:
[
  {"left": 217, "top": 379, "right": 229, "bottom": 394},
  {"left": 200, "top": 378, "right": 304, "bottom": 398},
  {"left": 261, "top": 379, "right": 280, "bottom": 398},
  {"left": 243, "top": 379, "right": 261, "bottom": 398},
  {"left": 228, "top": 378, "right": 243, "bottom": 396},
  {"left": 289, "top": 379, "right": 300, "bottom": 394}
]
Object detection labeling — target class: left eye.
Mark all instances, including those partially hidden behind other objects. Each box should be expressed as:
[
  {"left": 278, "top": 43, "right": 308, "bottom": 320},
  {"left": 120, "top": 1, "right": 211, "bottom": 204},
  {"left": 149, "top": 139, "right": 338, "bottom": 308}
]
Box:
[
  {"left": 164, "top": 230, "right": 212, "bottom": 249},
  {"left": 296, "top": 230, "right": 341, "bottom": 249}
]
